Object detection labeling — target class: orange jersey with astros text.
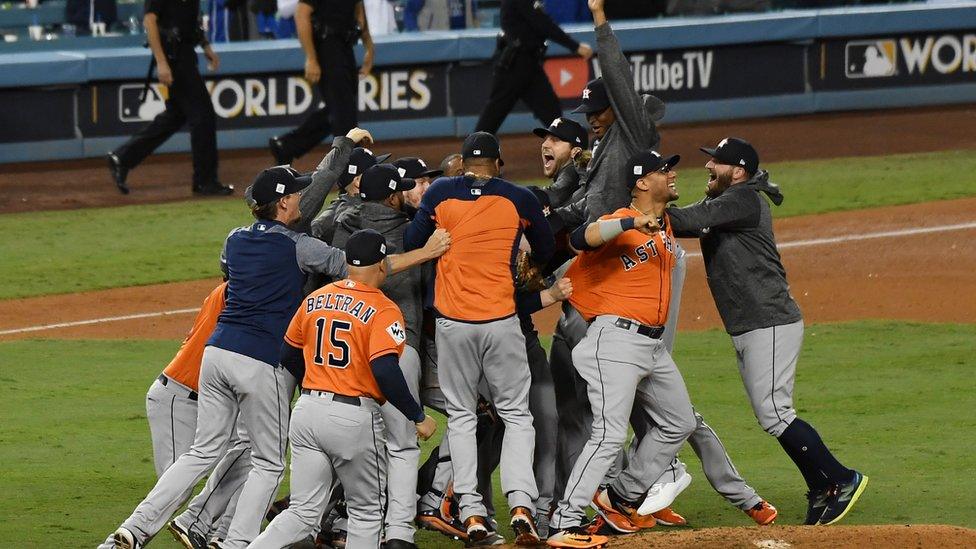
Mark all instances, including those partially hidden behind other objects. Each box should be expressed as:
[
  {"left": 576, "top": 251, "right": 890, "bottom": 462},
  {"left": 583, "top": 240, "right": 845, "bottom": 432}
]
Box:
[
  {"left": 162, "top": 282, "right": 227, "bottom": 391},
  {"left": 284, "top": 279, "right": 406, "bottom": 401},
  {"left": 567, "top": 208, "right": 677, "bottom": 327}
]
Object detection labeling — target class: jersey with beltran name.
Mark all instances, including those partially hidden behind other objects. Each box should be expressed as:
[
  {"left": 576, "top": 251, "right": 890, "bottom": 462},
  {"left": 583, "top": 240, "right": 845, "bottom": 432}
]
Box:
[
  {"left": 284, "top": 279, "right": 406, "bottom": 402},
  {"left": 162, "top": 282, "right": 226, "bottom": 391},
  {"left": 567, "top": 207, "right": 676, "bottom": 327}
]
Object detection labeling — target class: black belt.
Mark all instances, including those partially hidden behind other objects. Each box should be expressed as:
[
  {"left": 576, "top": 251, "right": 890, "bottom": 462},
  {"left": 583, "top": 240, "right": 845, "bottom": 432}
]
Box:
[
  {"left": 158, "top": 374, "right": 198, "bottom": 401},
  {"left": 300, "top": 388, "right": 361, "bottom": 406},
  {"left": 614, "top": 318, "right": 665, "bottom": 339}
]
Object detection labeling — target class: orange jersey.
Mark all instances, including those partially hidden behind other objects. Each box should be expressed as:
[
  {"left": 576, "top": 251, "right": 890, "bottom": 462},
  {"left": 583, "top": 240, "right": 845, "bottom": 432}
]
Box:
[
  {"left": 284, "top": 279, "right": 406, "bottom": 401},
  {"left": 162, "top": 282, "right": 227, "bottom": 391},
  {"left": 567, "top": 208, "right": 677, "bottom": 327},
  {"left": 403, "top": 176, "right": 554, "bottom": 322}
]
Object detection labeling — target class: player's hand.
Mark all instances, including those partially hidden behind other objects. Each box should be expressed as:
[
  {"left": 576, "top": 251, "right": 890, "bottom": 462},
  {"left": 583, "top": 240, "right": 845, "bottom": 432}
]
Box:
[
  {"left": 588, "top": 0, "right": 605, "bottom": 13},
  {"left": 577, "top": 43, "right": 594, "bottom": 60},
  {"left": 305, "top": 59, "right": 321, "bottom": 84},
  {"left": 423, "top": 229, "right": 451, "bottom": 259},
  {"left": 360, "top": 48, "right": 374, "bottom": 79},
  {"left": 548, "top": 278, "right": 573, "bottom": 302},
  {"left": 204, "top": 46, "right": 220, "bottom": 72},
  {"left": 415, "top": 414, "right": 437, "bottom": 440},
  {"left": 634, "top": 215, "right": 660, "bottom": 235},
  {"left": 346, "top": 127, "right": 374, "bottom": 147},
  {"left": 157, "top": 61, "right": 174, "bottom": 87}
]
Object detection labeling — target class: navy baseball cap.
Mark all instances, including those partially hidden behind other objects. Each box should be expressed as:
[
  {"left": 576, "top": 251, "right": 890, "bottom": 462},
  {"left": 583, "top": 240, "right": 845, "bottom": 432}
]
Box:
[
  {"left": 359, "top": 164, "right": 416, "bottom": 201},
  {"left": 393, "top": 156, "right": 443, "bottom": 179},
  {"left": 247, "top": 165, "right": 308, "bottom": 207},
  {"left": 461, "top": 132, "right": 504, "bottom": 166},
  {"left": 345, "top": 229, "right": 388, "bottom": 267},
  {"left": 700, "top": 137, "right": 759, "bottom": 175},
  {"left": 572, "top": 78, "right": 611, "bottom": 115},
  {"left": 339, "top": 147, "right": 393, "bottom": 189},
  {"left": 533, "top": 117, "right": 589, "bottom": 150},
  {"left": 625, "top": 150, "right": 680, "bottom": 189}
]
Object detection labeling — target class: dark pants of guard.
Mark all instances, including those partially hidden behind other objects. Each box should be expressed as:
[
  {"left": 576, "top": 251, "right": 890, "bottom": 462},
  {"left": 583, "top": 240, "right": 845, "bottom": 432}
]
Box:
[
  {"left": 475, "top": 51, "right": 562, "bottom": 135},
  {"left": 114, "top": 46, "right": 218, "bottom": 188},
  {"left": 277, "top": 36, "right": 358, "bottom": 161}
]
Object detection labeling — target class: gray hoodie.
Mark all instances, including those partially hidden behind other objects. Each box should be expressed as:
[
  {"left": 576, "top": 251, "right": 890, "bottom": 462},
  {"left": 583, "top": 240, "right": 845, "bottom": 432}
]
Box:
[
  {"left": 332, "top": 201, "right": 425, "bottom": 350},
  {"left": 554, "top": 22, "right": 662, "bottom": 228},
  {"left": 666, "top": 170, "right": 801, "bottom": 335},
  {"left": 293, "top": 135, "right": 354, "bottom": 236}
]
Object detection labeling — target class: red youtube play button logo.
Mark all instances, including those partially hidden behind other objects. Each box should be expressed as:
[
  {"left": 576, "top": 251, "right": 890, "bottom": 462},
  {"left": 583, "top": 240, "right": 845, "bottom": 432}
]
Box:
[{"left": 544, "top": 57, "right": 590, "bottom": 99}]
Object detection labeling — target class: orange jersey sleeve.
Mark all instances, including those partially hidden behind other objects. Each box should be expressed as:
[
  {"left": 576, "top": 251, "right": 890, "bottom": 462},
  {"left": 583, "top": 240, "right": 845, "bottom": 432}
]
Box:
[
  {"left": 567, "top": 209, "right": 677, "bottom": 327},
  {"left": 163, "top": 282, "right": 227, "bottom": 391},
  {"left": 298, "top": 279, "right": 405, "bottom": 402}
]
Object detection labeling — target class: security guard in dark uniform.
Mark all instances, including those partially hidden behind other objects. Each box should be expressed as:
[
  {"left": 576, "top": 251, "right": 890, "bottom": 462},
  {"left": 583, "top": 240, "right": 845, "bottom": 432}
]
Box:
[
  {"left": 269, "top": 0, "right": 374, "bottom": 166},
  {"left": 107, "top": 0, "right": 231, "bottom": 196},
  {"left": 474, "top": 0, "right": 593, "bottom": 135}
]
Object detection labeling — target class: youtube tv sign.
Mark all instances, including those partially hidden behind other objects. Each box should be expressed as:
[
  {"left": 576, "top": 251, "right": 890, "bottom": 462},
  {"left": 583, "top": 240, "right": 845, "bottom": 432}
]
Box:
[{"left": 544, "top": 57, "right": 590, "bottom": 99}]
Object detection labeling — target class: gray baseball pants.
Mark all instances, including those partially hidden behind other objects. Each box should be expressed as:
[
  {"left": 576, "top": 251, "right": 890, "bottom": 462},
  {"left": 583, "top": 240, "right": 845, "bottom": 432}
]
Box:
[
  {"left": 145, "top": 376, "right": 197, "bottom": 476},
  {"left": 249, "top": 392, "right": 388, "bottom": 548},
  {"left": 436, "top": 315, "right": 538, "bottom": 520},
  {"left": 620, "top": 248, "right": 763, "bottom": 510},
  {"left": 731, "top": 319, "right": 803, "bottom": 437},
  {"left": 551, "top": 316, "right": 696, "bottom": 529},
  {"left": 380, "top": 344, "right": 422, "bottom": 543},
  {"left": 549, "top": 302, "right": 591, "bottom": 503},
  {"left": 101, "top": 346, "right": 294, "bottom": 549}
]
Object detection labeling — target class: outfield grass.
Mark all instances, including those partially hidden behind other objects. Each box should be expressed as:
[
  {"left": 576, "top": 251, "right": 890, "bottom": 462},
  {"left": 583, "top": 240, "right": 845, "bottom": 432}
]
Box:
[
  {"left": 2, "top": 150, "right": 976, "bottom": 300},
  {"left": 1, "top": 321, "right": 974, "bottom": 548}
]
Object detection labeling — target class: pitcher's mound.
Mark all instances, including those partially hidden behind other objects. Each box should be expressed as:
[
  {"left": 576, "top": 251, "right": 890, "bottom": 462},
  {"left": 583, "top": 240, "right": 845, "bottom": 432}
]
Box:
[{"left": 601, "top": 524, "right": 976, "bottom": 548}]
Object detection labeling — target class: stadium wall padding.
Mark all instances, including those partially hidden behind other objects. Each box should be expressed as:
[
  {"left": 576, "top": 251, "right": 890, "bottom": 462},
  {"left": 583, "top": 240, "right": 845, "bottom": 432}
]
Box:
[{"left": 1, "top": 2, "right": 975, "bottom": 163}]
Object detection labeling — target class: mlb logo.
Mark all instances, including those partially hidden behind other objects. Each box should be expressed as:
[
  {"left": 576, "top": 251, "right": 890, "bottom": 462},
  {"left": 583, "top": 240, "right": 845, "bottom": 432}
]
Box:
[
  {"left": 118, "top": 83, "right": 168, "bottom": 123},
  {"left": 845, "top": 40, "right": 897, "bottom": 79}
]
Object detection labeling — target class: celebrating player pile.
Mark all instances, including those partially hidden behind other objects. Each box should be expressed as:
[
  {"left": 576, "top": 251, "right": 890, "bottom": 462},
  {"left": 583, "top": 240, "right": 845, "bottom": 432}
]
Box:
[{"left": 98, "top": 2, "right": 866, "bottom": 548}]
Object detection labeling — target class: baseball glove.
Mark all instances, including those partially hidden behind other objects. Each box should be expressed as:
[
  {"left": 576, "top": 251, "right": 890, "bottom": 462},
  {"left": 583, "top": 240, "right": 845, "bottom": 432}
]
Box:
[{"left": 515, "top": 250, "right": 547, "bottom": 292}]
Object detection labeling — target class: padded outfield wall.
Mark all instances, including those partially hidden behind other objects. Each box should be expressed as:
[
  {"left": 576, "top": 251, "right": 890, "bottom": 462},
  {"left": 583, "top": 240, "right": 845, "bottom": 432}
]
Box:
[{"left": 1, "top": 2, "right": 975, "bottom": 163}]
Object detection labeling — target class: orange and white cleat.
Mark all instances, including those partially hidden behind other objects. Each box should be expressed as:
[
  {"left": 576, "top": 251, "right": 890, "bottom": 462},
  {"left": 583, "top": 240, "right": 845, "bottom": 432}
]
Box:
[
  {"left": 591, "top": 488, "right": 655, "bottom": 533},
  {"left": 745, "top": 500, "right": 778, "bottom": 525},
  {"left": 651, "top": 507, "right": 688, "bottom": 526},
  {"left": 546, "top": 526, "right": 609, "bottom": 549}
]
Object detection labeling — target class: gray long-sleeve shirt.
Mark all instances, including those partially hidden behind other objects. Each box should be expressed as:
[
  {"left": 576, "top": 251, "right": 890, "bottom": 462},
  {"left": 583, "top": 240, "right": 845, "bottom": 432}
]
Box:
[
  {"left": 666, "top": 171, "right": 801, "bottom": 335},
  {"left": 555, "top": 22, "right": 661, "bottom": 228},
  {"left": 292, "top": 135, "right": 355, "bottom": 236},
  {"left": 331, "top": 201, "right": 425, "bottom": 350}
]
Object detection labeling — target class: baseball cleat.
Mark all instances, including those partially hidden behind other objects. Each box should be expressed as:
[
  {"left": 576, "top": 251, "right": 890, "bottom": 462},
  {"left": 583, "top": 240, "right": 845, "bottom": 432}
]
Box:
[
  {"left": 804, "top": 488, "right": 831, "bottom": 525},
  {"left": 745, "top": 500, "right": 778, "bottom": 525},
  {"left": 652, "top": 506, "right": 688, "bottom": 526},
  {"left": 590, "top": 487, "right": 653, "bottom": 533},
  {"left": 111, "top": 527, "right": 141, "bottom": 549},
  {"left": 193, "top": 182, "right": 234, "bottom": 196},
  {"left": 268, "top": 136, "right": 293, "bottom": 166},
  {"left": 818, "top": 471, "right": 869, "bottom": 525},
  {"left": 107, "top": 153, "right": 130, "bottom": 195},
  {"left": 416, "top": 509, "right": 467, "bottom": 540},
  {"left": 464, "top": 515, "right": 490, "bottom": 541},
  {"left": 546, "top": 526, "right": 609, "bottom": 548},
  {"left": 167, "top": 520, "right": 208, "bottom": 549},
  {"left": 510, "top": 506, "right": 542, "bottom": 546},
  {"left": 637, "top": 471, "right": 692, "bottom": 515}
]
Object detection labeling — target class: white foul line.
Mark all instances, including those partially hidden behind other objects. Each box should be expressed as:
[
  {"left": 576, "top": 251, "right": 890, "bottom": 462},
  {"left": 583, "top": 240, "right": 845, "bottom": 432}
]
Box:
[
  {"left": 2, "top": 221, "right": 975, "bottom": 336},
  {"left": 683, "top": 220, "right": 976, "bottom": 259},
  {"left": 0, "top": 308, "right": 199, "bottom": 336}
]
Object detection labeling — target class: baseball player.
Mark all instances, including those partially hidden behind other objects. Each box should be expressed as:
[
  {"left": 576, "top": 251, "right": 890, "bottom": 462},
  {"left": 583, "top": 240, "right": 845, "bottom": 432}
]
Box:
[
  {"left": 392, "top": 156, "right": 444, "bottom": 214},
  {"left": 101, "top": 166, "right": 449, "bottom": 549},
  {"left": 328, "top": 163, "right": 432, "bottom": 548},
  {"left": 310, "top": 146, "right": 393, "bottom": 245},
  {"left": 667, "top": 137, "right": 868, "bottom": 526},
  {"left": 250, "top": 229, "right": 438, "bottom": 548},
  {"left": 404, "top": 132, "right": 555, "bottom": 545},
  {"left": 548, "top": 150, "right": 697, "bottom": 548}
]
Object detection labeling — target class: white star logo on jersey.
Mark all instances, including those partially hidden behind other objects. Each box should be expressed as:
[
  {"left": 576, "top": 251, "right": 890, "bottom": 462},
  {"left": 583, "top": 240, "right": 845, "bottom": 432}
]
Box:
[{"left": 386, "top": 321, "right": 406, "bottom": 344}]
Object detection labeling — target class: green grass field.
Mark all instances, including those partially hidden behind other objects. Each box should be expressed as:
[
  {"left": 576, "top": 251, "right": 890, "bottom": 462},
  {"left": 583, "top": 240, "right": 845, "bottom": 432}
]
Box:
[
  {"left": 2, "top": 321, "right": 974, "bottom": 547},
  {"left": 2, "top": 149, "right": 975, "bottom": 300}
]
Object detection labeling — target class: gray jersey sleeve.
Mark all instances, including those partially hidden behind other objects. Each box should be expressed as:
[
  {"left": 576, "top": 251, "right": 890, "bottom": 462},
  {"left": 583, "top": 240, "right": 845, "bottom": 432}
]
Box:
[
  {"left": 596, "top": 22, "right": 655, "bottom": 149},
  {"left": 294, "top": 136, "right": 355, "bottom": 235},
  {"left": 219, "top": 226, "right": 248, "bottom": 278},
  {"left": 295, "top": 233, "right": 348, "bottom": 278}
]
